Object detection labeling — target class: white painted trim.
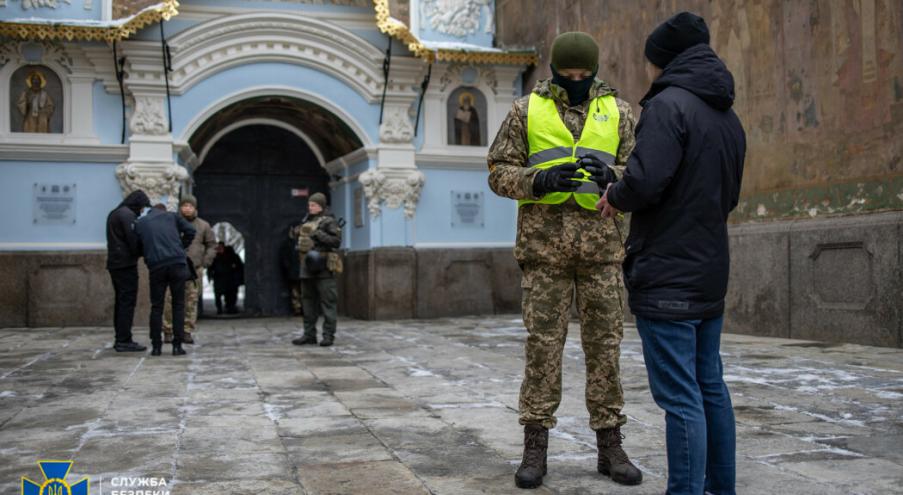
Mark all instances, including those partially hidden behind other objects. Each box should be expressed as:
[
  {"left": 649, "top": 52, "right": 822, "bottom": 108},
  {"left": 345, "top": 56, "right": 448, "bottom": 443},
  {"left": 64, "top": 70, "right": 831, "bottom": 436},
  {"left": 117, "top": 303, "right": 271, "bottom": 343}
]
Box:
[
  {"left": 179, "top": 85, "right": 374, "bottom": 148},
  {"left": 197, "top": 118, "right": 326, "bottom": 168},
  {"left": 176, "top": 3, "right": 377, "bottom": 29},
  {"left": 416, "top": 148, "right": 489, "bottom": 170},
  {"left": 413, "top": 242, "right": 514, "bottom": 249},
  {"left": 161, "top": 12, "right": 389, "bottom": 100},
  {"left": 0, "top": 142, "right": 128, "bottom": 163},
  {"left": 324, "top": 147, "right": 377, "bottom": 174},
  {"left": 0, "top": 242, "right": 107, "bottom": 251}
]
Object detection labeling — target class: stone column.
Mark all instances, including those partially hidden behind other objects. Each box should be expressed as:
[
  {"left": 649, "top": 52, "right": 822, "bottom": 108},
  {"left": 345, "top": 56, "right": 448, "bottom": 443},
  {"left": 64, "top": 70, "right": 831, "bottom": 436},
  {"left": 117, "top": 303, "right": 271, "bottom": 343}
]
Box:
[
  {"left": 359, "top": 103, "right": 425, "bottom": 224},
  {"left": 115, "top": 93, "right": 188, "bottom": 210}
]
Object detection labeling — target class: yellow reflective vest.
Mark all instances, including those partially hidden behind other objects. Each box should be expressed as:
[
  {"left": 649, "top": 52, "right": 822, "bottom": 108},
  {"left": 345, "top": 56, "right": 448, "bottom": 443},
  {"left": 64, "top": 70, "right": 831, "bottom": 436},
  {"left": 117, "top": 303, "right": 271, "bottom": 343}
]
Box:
[{"left": 519, "top": 92, "right": 620, "bottom": 210}]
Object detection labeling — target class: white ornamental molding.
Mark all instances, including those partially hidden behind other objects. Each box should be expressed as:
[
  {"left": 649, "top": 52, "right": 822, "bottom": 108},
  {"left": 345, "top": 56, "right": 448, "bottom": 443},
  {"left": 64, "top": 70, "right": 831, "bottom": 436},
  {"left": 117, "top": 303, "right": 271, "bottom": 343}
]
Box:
[
  {"left": 116, "top": 162, "right": 189, "bottom": 210},
  {"left": 129, "top": 95, "right": 168, "bottom": 136},
  {"left": 0, "top": 41, "right": 74, "bottom": 72},
  {"left": 359, "top": 169, "right": 425, "bottom": 219},
  {"left": 358, "top": 169, "right": 386, "bottom": 218},
  {"left": 379, "top": 106, "right": 415, "bottom": 144},
  {"left": 17, "top": 0, "right": 70, "bottom": 9},
  {"left": 421, "top": 0, "right": 493, "bottom": 38},
  {"left": 438, "top": 63, "right": 498, "bottom": 94}
]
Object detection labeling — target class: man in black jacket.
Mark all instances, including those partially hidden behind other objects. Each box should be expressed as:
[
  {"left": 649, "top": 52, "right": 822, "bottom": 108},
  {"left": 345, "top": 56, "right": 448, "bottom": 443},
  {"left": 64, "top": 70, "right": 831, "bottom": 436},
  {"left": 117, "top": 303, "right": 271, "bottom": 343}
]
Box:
[
  {"left": 598, "top": 12, "right": 746, "bottom": 495},
  {"left": 135, "top": 204, "right": 196, "bottom": 356},
  {"left": 105, "top": 190, "right": 151, "bottom": 352}
]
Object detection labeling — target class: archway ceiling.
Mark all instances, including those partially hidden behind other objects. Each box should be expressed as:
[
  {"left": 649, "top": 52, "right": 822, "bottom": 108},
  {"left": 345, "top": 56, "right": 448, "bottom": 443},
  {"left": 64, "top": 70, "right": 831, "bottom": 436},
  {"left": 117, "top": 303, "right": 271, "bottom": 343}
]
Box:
[{"left": 189, "top": 96, "right": 365, "bottom": 164}]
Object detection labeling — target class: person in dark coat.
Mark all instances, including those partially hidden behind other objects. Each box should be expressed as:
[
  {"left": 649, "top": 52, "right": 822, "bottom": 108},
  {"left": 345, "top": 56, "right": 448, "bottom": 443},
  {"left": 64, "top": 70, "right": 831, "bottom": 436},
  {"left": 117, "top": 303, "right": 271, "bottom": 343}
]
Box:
[
  {"left": 598, "top": 12, "right": 746, "bottom": 495},
  {"left": 134, "top": 204, "right": 196, "bottom": 356},
  {"left": 208, "top": 242, "right": 244, "bottom": 314},
  {"left": 105, "top": 189, "right": 151, "bottom": 352}
]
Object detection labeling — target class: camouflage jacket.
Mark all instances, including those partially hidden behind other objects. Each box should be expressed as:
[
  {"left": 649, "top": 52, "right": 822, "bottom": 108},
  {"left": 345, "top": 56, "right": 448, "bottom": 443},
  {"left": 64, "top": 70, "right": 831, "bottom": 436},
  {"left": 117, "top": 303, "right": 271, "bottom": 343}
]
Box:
[
  {"left": 487, "top": 79, "right": 636, "bottom": 266},
  {"left": 288, "top": 212, "right": 342, "bottom": 279},
  {"left": 184, "top": 216, "right": 217, "bottom": 269}
]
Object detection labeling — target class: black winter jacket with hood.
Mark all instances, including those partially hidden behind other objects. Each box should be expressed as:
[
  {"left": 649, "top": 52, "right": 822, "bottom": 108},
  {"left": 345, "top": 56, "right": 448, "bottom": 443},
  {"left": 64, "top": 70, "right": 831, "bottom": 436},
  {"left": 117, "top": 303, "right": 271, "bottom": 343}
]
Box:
[
  {"left": 105, "top": 191, "right": 151, "bottom": 270},
  {"left": 607, "top": 44, "right": 746, "bottom": 320}
]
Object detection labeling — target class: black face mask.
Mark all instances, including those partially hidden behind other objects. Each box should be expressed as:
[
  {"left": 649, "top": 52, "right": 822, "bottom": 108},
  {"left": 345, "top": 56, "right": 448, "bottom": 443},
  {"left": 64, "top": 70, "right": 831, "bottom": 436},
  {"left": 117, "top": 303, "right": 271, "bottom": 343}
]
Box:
[{"left": 550, "top": 65, "right": 597, "bottom": 106}]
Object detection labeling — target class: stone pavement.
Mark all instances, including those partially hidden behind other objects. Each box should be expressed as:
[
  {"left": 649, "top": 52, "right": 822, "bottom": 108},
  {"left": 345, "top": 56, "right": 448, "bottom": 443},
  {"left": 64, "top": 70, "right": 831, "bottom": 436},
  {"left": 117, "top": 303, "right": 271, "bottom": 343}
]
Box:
[{"left": 1, "top": 316, "right": 902, "bottom": 495}]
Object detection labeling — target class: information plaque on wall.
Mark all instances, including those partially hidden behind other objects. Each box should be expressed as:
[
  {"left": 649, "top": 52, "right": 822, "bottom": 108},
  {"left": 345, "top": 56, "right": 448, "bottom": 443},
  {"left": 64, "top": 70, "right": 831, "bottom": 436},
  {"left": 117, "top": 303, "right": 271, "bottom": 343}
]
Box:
[
  {"left": 451, "top": 191, "right": 484, "bottom": 228},
  {"left": 33, "top": 183, "right": 77, "bottom": 225}
]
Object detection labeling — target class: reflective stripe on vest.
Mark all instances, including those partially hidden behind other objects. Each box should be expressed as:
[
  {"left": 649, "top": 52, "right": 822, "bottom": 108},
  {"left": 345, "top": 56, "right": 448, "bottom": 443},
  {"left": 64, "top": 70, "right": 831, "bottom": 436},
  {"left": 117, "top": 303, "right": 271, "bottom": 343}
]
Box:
[{"left": 519, "top": 92, "right": 620, "bottom": 210}]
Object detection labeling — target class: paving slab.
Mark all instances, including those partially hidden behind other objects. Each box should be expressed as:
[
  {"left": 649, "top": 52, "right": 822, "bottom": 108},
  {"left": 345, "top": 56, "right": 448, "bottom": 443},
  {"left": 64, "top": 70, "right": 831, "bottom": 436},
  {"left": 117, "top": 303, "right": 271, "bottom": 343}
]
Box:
[{"left": 1, "top": 316, "right": 901, "bottom": 494}]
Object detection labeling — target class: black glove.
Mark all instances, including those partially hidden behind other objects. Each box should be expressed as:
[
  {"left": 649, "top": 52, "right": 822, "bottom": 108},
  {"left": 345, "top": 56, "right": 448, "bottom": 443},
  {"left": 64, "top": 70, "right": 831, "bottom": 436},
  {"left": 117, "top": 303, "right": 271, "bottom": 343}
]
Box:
[
  {"left": 578, "top": 155, "right": 617, "bottom": 188},
  {"left": 532, "top": 163, "right": 580, "bottom": 196}
]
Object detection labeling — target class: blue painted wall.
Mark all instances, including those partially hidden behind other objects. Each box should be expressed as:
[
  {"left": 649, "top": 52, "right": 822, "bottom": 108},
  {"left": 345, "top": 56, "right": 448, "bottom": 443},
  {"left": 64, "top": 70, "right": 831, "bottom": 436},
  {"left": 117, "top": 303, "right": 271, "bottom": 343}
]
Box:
[
  {"left": 344, "top": 159, "right": 372, "bottom": 252},
  {"left": 170, "top": 62, "right": 379, "bottom": 146},
  {"left": 413, "top": 167, "right": 515, "bottom": 246},
  {"left": 93, "top": 80, "right": 124, "bottom": 145},
  {"left": 0, "top": 161, "right": 122, "bottom": 248}
]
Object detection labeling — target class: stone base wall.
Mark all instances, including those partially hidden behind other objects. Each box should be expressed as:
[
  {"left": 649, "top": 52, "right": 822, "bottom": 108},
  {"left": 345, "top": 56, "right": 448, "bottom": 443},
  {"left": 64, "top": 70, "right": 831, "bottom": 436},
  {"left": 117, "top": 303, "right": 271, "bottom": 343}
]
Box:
[
  {"left": 726, "top": 211, "right": 902, "bottom": 348},
  {"left": 0, "top": 251, "right": 152, "bottom": 329},
  {"left": 337, "top": 247, "right": 523, "bottom": 320}
]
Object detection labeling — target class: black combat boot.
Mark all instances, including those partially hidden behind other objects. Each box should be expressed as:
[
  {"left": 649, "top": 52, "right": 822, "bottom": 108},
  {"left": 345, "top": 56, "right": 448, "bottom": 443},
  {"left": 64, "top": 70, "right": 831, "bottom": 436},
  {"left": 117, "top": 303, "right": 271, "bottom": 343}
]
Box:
[
  {"left": 292, "top": 335, "right": 317, "bottom": 345},
  {"left": 319, "top": 335, "right": 334, "bottom": 347},
  {"left": 515, "top": 424, "right": 548, "bottom": 489},
  {"left": 597, "top": 426, "right": 642, "bottom": 485},
  {"left": 150, "top": 345, "right": 162, "bottom": 356},
  {"left": 172, "top": 343, "right": 187, "bottom": 356}
]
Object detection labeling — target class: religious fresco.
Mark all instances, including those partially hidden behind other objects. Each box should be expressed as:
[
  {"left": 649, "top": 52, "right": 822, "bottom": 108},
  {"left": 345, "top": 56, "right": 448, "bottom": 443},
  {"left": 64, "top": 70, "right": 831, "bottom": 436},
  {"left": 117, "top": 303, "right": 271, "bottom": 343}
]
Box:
[
  {"left": 9, "top": 65, "right": 62, "bottom": 134},
  {"left": 446, "top": 86, "right": 486, "bottom": 146}
]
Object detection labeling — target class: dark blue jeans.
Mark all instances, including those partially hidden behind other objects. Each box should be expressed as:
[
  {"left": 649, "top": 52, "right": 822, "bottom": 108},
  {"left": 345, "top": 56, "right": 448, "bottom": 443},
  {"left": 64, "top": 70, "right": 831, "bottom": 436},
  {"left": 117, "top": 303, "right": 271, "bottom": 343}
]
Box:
[{"left": 636, "top": 316, "right": 736, "bottom": 495}]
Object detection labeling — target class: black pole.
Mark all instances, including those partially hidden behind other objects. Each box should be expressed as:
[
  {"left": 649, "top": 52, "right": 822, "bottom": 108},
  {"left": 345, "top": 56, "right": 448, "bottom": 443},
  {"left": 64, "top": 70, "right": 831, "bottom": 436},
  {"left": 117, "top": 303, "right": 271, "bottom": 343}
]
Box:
[
  {"left": 413, "top": 63, "right": 432, "bottom": 137},
  {"left": 159, "top": 21, "right": 173, "bottom": 133},
  {"left": 378, "top": 35, "right": 392, "bottom": 124},
  {"left": 112, "top": 41, "right": 128, "bottom": 144}
]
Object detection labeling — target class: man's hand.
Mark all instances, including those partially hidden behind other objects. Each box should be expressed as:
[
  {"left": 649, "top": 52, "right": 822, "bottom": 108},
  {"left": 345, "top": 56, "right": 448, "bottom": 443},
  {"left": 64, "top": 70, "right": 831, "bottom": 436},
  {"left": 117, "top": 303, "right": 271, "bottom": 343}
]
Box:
[
  {"left": 596, "top": 183, "right": 621, "bottom": 219},
  {"left": 578, "top": 155, "right": 617, "bottom": 189},
  {"left": 532, "top": 163, "right": 580, "bottom": 196}
]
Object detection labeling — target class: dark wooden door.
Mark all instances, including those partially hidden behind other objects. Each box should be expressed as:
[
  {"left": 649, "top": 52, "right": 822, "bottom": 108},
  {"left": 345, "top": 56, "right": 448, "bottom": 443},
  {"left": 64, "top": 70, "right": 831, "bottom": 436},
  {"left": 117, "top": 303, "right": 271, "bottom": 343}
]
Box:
[{"left": 194, "top": 125, "right": 330, "bottom": 316}]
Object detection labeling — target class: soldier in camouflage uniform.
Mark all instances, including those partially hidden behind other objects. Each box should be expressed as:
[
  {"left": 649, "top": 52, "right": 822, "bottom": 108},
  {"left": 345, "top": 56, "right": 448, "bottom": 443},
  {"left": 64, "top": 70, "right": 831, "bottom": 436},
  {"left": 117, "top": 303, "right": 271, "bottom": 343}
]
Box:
[
  {"left": 487, "top": 32, "right": 642, "bottom": 489},
  {"left": 163, "top": 195, "right": 217, "bottom": 344},
  {"left": 290, "top": 193, "right": 343, "bottom": 347}
]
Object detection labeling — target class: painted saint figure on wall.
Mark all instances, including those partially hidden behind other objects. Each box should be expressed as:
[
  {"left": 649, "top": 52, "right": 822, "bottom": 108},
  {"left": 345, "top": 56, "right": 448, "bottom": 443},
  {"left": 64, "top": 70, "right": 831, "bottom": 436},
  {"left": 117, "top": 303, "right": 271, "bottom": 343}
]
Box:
[
  {"left": 17, "top": 70, "right": 55, "bottom": 133},
  {"left": 454, "top": 91, "right": 481, "bottom": 146}
]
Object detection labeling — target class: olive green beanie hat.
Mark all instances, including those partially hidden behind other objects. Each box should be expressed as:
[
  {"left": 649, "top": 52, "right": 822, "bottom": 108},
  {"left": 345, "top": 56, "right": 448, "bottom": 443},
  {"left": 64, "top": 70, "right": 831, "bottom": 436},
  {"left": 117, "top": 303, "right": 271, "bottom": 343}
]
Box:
[
  {"left": 550, "top": 31, "right": 599, "bottom": 72},
  {"left": 308, "top": 192, "right": 327, "bottom": 208}
]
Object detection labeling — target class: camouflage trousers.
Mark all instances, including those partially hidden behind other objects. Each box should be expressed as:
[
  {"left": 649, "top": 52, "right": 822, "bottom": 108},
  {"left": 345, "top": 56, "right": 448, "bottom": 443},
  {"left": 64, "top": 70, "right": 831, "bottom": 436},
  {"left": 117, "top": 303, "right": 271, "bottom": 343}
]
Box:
[
  {"left": 164, "top": 268, "right": 201, "bottom": 336},
  {"left": 519, "top": 262, "right": 626, "bottom": 431}
]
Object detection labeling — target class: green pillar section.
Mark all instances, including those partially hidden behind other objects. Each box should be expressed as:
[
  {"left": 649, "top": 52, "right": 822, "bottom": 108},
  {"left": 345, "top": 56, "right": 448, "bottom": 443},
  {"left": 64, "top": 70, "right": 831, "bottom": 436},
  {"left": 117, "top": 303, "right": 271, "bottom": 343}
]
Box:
[{"left": 732, "top": 175, "right": 903, "bottom": 223}]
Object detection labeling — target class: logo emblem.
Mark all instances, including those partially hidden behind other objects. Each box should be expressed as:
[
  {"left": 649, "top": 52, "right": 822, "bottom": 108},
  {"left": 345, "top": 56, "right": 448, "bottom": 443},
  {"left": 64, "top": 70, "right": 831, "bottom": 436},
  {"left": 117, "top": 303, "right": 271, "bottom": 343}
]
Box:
[
  {"left": 22, "top": 461, "right": 89, "bottom": 495},
  {"left": 593, "top": 113, "right": 610, "bottom": 122}
]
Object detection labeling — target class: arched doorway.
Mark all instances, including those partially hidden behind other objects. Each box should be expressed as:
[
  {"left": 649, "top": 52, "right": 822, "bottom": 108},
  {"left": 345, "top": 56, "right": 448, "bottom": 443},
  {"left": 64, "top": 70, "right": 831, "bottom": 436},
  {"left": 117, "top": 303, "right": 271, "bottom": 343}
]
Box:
[{"left": 189, "top": 96, "right": 363, "bottom": 316}]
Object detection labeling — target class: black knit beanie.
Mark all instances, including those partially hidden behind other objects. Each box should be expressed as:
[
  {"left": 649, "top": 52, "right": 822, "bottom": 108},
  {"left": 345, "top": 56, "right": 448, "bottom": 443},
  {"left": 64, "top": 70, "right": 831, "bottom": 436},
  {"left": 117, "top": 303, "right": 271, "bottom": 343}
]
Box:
[{"left": 645, "top": 12, "right": 710, "bottom": 68}]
